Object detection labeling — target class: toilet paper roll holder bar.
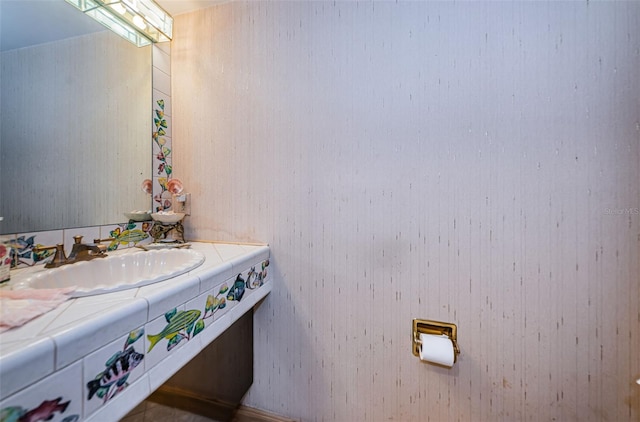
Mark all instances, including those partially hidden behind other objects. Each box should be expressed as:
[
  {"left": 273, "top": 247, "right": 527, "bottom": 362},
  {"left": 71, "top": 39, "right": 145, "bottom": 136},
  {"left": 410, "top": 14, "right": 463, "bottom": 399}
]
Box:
[{"left": 412, "top": 319, "right": 460, "bottom": 363}]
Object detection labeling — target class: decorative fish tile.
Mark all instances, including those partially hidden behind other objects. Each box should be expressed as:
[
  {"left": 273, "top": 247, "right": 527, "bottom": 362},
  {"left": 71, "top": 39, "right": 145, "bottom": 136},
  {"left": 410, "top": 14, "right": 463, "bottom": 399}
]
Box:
[
  {"left": 144, "top": 304, "right": 186, "bottom": 370},
  {"left": 143, "top": 274, "right": 255, "bottom": 372},
  {"left": 103, "top": 223, "right": 151, "bottom": 251},
  {"left": 246, "top": 259, "right": 270, "bottom": 291},
  {"left": 11, "top": 230, "right": 63, "bottom": 268},
  {"left": 226, "top": 272, "right": 248, "bottom": 303},
  {"left": 148, "top": 308, "right": 201, "bottom": 352},
  {"left": 83, "top": 328, "right": 146, "bottom": 417},
  {"left": 182, "top": 288, "right": 227, "bottom": 346},
  {"left": 183, "top": 292, "right": 213, "bottom": 334},
  {"left": 0, "top": 361, "right": 82, "bottom": 422},
  {"left": 208, "top": 281, "right": 234, "bottom": 319}
]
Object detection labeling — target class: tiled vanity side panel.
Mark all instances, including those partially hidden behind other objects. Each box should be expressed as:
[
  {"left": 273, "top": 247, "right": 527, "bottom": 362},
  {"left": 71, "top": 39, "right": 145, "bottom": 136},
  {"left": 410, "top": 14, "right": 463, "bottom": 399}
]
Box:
[
  {"left": 208, "top": 279, "right": 234, "bottom": 321},
  {"left": 143, "top": 274, "right": 201, "bottom": 322},
  {"left": 146, "top": 326, "right": 204, "bottom": 393},
  {"left": 246, "top": 258, "right": 271, "bottom": 291},
  {"left": 226, "top": 258, "right": 271, "bottom": 326},
  {"left": 141, "top": 256, "right": 270, "bottom": 378},
  {"left": 0, "top": 337, "right": 56, "bottom": 399},
  {"left": 84, "top": 375, "right": 151, "bottom": 422},
  {"left": 226, "top": 258, "right": 271, "bottom": 307},
  {"left": 213, "top": 276, "right": 239, "bottom": 316},
  {"left": 192, "top": 280, "right": 234, "bottom": 347},
  {"left": 184, "top": 290, "right": 215, "bottom": 333},
  {"left": 0, "top": 361, "right": 82, "bottom": 422},
  {"left": 144, "top": 304, "right": 187, "bottom": 371},
  {"left": 52, "top": 298, "right": 149, "bottom": 370},
  {"left": 83, "top": 327, "right": 146, "bottom": 418},
  {"left": 196, "top": 261, "right": 233, "bottom": 293}
]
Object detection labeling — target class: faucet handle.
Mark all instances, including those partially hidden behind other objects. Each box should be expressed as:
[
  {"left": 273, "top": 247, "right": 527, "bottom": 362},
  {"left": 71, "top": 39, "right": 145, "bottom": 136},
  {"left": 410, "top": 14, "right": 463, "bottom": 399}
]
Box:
[
  {"left": 33, "top": 244, "right": 67, "bottom": 268},
  {"left": 73, "top": 235, "right": 84, "bottom": 244},
  {"left": 93, "top": 237, "right": 115, "bottom": 244}
]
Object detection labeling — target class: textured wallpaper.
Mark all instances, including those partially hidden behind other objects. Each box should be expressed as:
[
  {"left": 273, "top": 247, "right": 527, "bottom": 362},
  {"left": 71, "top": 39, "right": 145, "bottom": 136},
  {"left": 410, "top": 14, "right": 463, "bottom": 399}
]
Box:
[{"left": 172, "top": 2, "right": 640, "bottom": 420}]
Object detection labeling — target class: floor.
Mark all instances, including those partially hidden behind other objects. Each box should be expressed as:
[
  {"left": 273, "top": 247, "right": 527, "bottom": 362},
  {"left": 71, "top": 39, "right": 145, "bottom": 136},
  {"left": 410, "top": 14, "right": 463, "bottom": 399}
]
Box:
[
  {"left": 120, "top": 399, "right": 288, "bottom": 422},
  {"left": 121, "top": 400, "right": 220, "bottom": 422}
]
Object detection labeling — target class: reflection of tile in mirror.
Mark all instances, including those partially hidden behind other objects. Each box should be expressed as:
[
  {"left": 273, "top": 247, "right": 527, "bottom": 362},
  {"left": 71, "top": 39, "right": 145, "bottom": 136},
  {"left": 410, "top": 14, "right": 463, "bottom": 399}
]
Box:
[
  {"left": 153, "top": 137, "right": 173, "bottom": 177},
  {"left": 154, "top": 88, "right": 172, "bottom": 117},
  {"left": 13, "top": 230, "right": 63, "bottom": 268},
  {"left": 153, "top": 66, "right": 171, "bottom": 97},
  {"left": 153, "top": 44, "right": 171, "bottom": 75}
]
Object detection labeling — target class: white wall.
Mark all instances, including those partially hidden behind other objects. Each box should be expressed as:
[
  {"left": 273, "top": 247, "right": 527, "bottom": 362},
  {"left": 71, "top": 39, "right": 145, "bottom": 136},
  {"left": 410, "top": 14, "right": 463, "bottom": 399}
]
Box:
[{"left": 172, "top": 2, "right": 640, "bottom": 420}]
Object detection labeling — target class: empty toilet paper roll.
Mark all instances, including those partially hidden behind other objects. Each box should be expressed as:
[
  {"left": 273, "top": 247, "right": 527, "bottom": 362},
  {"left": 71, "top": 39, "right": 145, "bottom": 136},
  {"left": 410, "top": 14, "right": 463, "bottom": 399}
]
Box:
[{"left": 419, "top": 333, "right": 455, "bottom": 367}]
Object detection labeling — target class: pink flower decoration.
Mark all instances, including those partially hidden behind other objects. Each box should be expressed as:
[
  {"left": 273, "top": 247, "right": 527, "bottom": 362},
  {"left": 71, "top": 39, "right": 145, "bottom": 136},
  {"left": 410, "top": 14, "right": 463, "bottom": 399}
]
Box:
[
  {"left": 141, "top": 179, "right": 153, "bottom": 194},
  {"left": 167, "top": 178, "right": 184, "bottom": 195}
]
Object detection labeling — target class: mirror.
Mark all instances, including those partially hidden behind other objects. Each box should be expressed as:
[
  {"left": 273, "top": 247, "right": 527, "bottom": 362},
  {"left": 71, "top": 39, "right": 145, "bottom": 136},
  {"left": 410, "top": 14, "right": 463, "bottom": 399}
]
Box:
[{"left": 0, "top": 0, "right": 152, "bottom": 235}]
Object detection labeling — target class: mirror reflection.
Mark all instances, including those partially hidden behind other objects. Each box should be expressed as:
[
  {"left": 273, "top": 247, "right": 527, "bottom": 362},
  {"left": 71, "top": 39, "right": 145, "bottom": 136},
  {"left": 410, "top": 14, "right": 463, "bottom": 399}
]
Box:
[{"left": 0, "top": 0, "right": 152, "bottom": 235}]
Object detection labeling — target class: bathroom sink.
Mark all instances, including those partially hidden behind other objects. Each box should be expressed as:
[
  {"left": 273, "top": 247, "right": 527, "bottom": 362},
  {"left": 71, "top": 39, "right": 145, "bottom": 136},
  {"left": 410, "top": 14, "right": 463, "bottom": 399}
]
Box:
[{"left": 9, "top": 248, "right": 205, "bottom": 297}]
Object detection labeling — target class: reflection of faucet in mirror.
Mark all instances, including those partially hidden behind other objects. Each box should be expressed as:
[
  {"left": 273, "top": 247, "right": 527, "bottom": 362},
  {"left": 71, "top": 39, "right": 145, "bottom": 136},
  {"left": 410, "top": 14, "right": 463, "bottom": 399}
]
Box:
[
  {"left": 34, "top": 236, "right": 107, "bottom": 269},
  {"left": 32, "top": 244, "right": 67, "bottom": 269},
  {"left": 94, "top": 237, "right": 116, "bottom": 244}
]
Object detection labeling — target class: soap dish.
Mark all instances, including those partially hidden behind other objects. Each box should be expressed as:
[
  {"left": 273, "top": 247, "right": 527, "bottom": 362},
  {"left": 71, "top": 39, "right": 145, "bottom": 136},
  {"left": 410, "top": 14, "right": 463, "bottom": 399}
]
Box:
[
  {"left": 124, "top": 211, "right": 151, "bottom": 222},
  {"left": 151, "top": 212, "right": 185, "bottom": 224}
]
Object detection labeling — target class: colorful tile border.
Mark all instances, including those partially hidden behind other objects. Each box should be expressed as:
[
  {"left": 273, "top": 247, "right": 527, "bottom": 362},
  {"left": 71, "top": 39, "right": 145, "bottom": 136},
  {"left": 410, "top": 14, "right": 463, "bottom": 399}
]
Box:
[{"left": 5, "top": 221, "right": 155, "bottom": 270}]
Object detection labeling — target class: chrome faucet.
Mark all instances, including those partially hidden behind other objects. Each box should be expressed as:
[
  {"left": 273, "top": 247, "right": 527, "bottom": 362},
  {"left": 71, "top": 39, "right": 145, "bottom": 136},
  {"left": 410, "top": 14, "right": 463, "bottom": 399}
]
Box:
[{"left": 34, "top": 235, "right": 107, "bottom": 268}]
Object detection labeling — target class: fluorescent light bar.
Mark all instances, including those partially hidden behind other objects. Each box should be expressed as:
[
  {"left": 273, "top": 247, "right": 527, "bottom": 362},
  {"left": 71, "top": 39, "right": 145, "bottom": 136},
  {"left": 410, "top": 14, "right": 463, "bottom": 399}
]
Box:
[{"left": 65, "top": 0, "right": 172, "bottom": 47}]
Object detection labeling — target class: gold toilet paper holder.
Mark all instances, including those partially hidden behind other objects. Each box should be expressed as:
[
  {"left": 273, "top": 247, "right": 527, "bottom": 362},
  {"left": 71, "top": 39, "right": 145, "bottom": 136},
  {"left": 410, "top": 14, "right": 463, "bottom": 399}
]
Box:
[{"left": 412, "top": 319, "right": 460, "bottom": 362}]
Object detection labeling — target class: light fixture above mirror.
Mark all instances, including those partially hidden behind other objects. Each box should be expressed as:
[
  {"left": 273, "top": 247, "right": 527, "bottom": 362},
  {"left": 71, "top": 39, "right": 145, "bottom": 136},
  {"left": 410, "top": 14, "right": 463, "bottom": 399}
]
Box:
[{"left": 65, "top": 0, "right": 172, "bottom": 47}]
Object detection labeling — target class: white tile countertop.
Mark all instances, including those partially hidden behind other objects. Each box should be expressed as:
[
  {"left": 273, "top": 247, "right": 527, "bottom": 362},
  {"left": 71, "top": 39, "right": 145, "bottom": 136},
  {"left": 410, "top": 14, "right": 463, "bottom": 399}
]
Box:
[{"left": 0, "top": 241, "right": 271, "bottom": 422}]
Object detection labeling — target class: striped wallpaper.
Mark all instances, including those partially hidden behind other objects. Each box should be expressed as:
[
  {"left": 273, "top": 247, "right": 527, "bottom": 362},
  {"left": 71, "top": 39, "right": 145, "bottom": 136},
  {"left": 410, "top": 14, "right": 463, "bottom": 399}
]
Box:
[{"left": 172, "top": 2, "right": 640, "bottom": 420}]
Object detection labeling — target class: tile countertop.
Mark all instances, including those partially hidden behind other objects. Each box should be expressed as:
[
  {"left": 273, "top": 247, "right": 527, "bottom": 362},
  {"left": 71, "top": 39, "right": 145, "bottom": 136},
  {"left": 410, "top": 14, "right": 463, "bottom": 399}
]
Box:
[{"left": 0, "top": 241, "right": 271, "bottom": 422}]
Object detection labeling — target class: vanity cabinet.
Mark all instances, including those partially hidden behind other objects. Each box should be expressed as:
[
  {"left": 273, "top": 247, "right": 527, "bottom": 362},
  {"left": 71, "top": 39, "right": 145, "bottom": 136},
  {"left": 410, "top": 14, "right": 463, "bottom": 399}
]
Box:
[{"left": 0, "top": 242, "right": 271, "bottom": 422}]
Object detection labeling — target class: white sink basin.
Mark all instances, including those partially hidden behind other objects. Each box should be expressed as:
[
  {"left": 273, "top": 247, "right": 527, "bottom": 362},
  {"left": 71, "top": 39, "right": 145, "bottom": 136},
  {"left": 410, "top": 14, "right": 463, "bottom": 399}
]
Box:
[{"left": 9, "top": 248, "right": 205, "bottom": 297}]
